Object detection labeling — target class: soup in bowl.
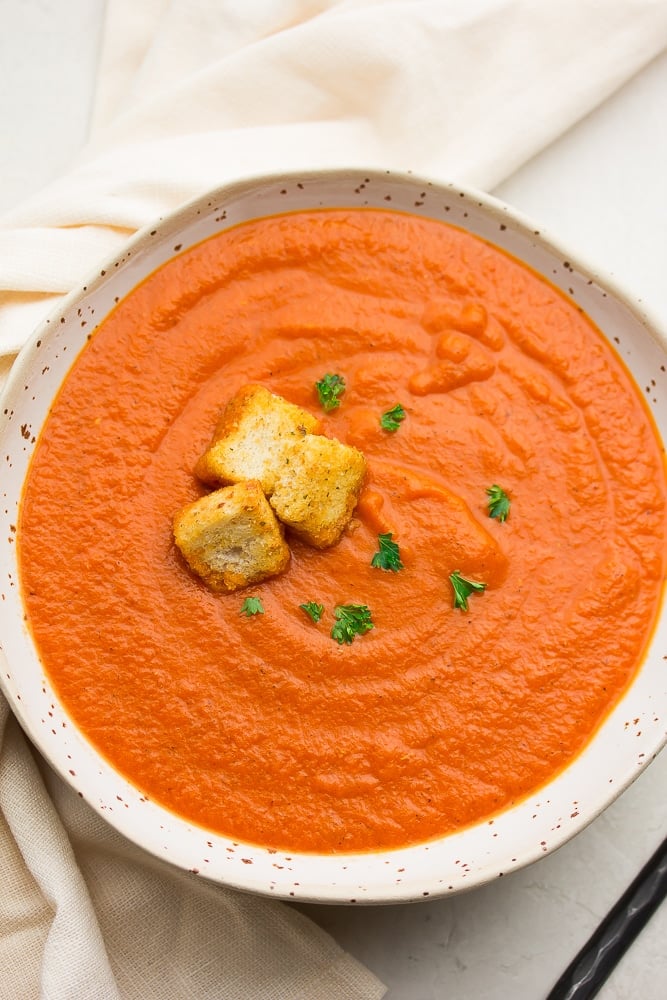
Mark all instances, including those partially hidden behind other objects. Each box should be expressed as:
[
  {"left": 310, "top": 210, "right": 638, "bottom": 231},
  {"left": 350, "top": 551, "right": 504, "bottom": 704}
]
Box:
[{"left": 1, "top": 169, "right": 666, "bottom": 902}]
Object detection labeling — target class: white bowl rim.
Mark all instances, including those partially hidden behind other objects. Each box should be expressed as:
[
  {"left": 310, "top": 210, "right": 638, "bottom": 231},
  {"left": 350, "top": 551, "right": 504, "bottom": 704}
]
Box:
[{"left": 1, "top": 165, "right": 666, "bottom": 904}]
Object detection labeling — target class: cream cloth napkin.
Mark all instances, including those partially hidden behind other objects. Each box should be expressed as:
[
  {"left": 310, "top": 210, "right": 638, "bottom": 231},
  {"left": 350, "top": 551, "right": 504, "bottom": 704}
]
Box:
[{"left": 1, "top": 2, "right": 667, "bottom": 998}]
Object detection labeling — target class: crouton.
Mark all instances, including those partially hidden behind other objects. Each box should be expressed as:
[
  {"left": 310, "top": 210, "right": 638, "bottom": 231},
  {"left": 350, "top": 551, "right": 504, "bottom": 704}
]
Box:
[
  {"left": 173, "top": 479, "right": 290, "bottom": 592},
  {"left": 195, "top": 384, "right": 321, "bottom": 494},
  {"left": 270, "top": 436, "right": 366, "bottom": 548}
]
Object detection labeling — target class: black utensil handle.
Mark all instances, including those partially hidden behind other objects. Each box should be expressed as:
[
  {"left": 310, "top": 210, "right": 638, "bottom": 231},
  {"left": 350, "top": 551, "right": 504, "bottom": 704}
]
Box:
[{"left": 546, "top": 833, "right": 667, "bottom": 1000}]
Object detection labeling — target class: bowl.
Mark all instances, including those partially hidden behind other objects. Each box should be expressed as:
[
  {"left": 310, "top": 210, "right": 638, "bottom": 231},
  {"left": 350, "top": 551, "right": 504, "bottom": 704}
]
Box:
[{"left": 1, "top": 168, "right": 666, "bottom": 903}]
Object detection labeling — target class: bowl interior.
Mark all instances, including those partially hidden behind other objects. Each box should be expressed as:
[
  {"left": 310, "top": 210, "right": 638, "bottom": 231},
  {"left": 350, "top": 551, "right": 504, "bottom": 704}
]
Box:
[{"left": 1, "top": 168, "right": 666, "bottom": 903}]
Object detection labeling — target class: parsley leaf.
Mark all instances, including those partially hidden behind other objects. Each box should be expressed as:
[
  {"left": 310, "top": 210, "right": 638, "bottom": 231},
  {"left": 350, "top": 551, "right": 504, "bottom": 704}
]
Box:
[
  {"left": 315, "top": 373, "right": 346, "bottom": 411},
  {"left": 449, "top": 571, "right": 487, "bottom": 611},
  {"left": 380, "top": 403, "right": 406, "bottom": 432},
  {"left": 371, "top": 532, "right": 404, "bottom": 572},
  {"left": 331, "top": 604, "right": 374, "bottom": 644},
  {"left": 300, "top": 601, "right": 324, "bottom": 623},
  {"left": 486, "top": 484, "right": 511, "bottom": 522},
  {"left": 240, "top": 596, "right": 264, "bottom": 617}
]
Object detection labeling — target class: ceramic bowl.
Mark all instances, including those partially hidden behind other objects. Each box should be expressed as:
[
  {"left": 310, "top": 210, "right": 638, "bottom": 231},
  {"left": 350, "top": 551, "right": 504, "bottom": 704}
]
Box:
[{"left": 1, "top": 168, "right": 666, "bottom": 903}]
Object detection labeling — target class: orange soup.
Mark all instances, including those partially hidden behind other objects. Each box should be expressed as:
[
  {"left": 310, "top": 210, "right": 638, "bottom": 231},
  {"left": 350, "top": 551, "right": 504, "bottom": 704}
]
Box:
[{"left": 19, "top": 209, "right": 667, "bottom": 853}]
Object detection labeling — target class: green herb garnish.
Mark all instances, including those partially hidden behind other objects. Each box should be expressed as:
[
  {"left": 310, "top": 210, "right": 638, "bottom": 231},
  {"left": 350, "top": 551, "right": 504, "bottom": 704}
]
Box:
[
  {"left": 331, "top": 604, "right": 374, "bottom": 644},
  {"left": 449, "top": 571, "right": 487, "bottom": 611},
  {"left": 380, "top": 403, "right": 406, "bottom": 432},
  {"left": 315, "top": 373, "right": 346, "bottom": 411},
  {"left": 300, "top": 601, "right": 324, "bottom": 623},
  {"left": 240, "top": 596, "right": 264, "bottom": 617},
  {"left": 371, "top": 532, "right": 404, "bottom": 572},
  {"left": 486, "top": 484, "right": 511, "bottom": 522}
]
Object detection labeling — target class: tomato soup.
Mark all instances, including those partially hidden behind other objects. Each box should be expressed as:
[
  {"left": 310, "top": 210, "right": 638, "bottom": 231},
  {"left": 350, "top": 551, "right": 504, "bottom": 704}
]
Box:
[{"left": 19, "top": 209, "right": 667, "bottom": 853}]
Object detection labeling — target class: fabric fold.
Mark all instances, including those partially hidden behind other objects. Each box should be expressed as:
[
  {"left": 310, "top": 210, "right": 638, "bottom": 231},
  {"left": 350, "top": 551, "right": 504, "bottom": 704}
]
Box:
[{"left": 1, "top": 1, "right": 666, "bottom": 354}]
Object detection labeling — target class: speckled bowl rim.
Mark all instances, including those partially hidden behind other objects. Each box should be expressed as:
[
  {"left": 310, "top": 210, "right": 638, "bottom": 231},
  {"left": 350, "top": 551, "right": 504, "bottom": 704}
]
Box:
[{"left": 1, "top": 167, "right": 666, "bottom": 904}]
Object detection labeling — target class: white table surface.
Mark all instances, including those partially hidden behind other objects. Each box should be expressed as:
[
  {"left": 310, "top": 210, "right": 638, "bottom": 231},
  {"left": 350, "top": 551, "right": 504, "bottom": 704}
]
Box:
[{"left": 1, "top": 4, "right": 666, "bottom": 998}]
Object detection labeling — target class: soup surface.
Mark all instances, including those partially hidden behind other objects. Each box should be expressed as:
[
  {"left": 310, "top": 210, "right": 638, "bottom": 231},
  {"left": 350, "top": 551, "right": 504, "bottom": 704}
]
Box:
[{"left": 19, "top": 209, "right": 667, "bottom": 852}]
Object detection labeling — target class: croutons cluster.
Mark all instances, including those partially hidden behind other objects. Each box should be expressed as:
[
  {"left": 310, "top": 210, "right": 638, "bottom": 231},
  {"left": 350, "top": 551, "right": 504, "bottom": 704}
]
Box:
[{"left": 173, "top": 384, "right": 366, "bottom": 592}]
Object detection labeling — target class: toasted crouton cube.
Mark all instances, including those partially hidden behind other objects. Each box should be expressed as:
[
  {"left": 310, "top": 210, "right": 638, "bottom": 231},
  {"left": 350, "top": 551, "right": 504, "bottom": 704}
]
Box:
[
  {"left": 195, "top": 384, "right": 321, "bottom": 494},
  {"left": 270, "top": 436, "right": 366, "bottom": 548},
  {"left": 173, "top": 480, "right": 290, "bottom": 592}
]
